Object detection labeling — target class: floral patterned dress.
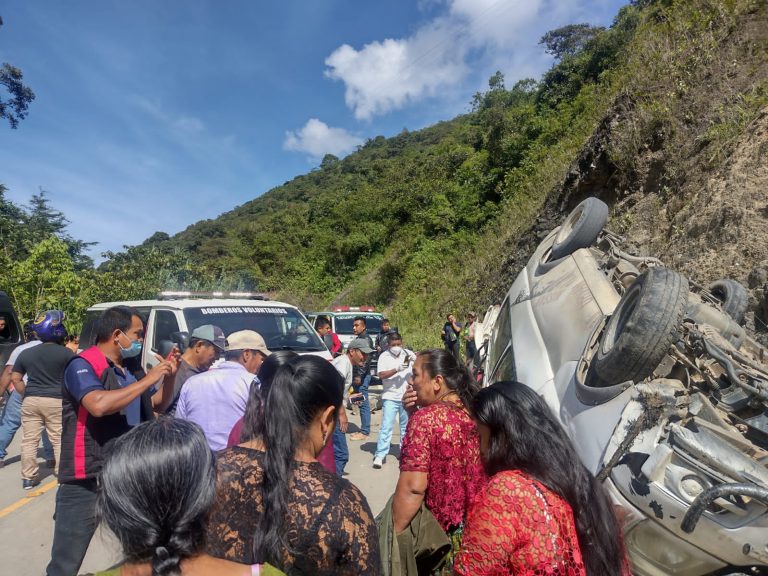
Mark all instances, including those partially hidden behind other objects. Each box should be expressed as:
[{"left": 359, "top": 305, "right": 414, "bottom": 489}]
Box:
[
  {"left": 206, "top": 446, "right": 380, "bottom": 576},
  {"left": 400, "top": 400, "right": 487, "bottom": 573},
  {"left": 454, "top": 470, "right": 587, "bottom": 576}
]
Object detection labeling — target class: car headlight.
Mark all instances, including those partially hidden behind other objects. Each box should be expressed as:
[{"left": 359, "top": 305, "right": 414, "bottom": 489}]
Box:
[{"left": 624, "top": 519, "right": 725, "bottom": 575}]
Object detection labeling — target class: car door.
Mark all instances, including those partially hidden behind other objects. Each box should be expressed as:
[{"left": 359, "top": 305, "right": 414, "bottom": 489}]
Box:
[
  {"left": 144, "top": 308, "right": 182, "bottom": 371},
  {"left": 0, "top": 291, "right": 22, "bottom": 366}
]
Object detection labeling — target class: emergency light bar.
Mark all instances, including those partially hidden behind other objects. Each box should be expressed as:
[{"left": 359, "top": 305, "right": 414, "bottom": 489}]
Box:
[
  {"left": 331, "top": 306, "right": 376, "bottom": 312},
  {"left": 158, "top": 291, "right": 268, "bottom": 300}
]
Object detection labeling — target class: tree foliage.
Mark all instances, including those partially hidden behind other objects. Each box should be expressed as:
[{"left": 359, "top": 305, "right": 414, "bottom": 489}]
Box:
[
  {"left": 3, "top": 0, "right": 742, "bottom": 348},
  {"left": 0, "top": 16, "right": 35, "bottom": 129}
]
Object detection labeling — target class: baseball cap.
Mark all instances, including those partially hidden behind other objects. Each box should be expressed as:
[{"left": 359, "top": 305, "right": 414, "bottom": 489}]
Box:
[
  {"left": 190, "top": 324, "right": 227, "bottom": 351},
  {"left": 226, "top": 330, "right": 271, "bottom": 356},
  {"left": 348, "top": 337, "right": 375, "bottom": 354}
]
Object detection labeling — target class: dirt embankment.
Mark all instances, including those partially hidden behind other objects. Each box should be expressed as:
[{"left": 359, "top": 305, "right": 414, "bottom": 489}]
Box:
[{"left": 494, "top": 4, "right": 768, "bottom": 339}]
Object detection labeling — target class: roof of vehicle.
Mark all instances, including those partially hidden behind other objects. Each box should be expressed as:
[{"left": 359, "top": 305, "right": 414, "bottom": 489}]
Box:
[
  {"left": 87, "top": 299, "right": 300, "bottom": 311},
  {"left": 309, "top": 310, "right": 384, "bottom": 316}
]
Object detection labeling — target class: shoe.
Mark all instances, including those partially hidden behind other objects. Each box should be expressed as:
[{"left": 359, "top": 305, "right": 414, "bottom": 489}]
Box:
[
  {"left": 373, "top": 457, "right": 383, "bottom": 469},
  {"left": 349, "top": 432, "right": 369, "bottom": 441},
  {"left": 22, "top": 479, "right": 40, "bottom": 490}
]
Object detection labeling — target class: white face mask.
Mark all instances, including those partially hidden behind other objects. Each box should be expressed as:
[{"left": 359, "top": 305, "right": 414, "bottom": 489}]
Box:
[{"left": 389, "top": 346, "right": 403, "bottom": 356}]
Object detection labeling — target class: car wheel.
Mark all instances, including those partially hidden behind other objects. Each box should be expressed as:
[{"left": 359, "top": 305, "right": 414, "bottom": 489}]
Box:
[
  {"left": 587, "top": 267, "right": 689, "bottom": 388},
  {"left": 708, "top": 279, "right": 748, "bottom": 325},
  {"left": 550, "top": 197, "right": 609, "bottom": 261}
]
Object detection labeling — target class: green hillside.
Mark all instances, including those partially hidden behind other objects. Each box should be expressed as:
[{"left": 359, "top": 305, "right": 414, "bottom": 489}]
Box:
[
  {"left": 122, "top": 2, "right": 645, "bottom": 347},
  {"left": 3, "top": 0, "right": 767, "bottom": 348}
]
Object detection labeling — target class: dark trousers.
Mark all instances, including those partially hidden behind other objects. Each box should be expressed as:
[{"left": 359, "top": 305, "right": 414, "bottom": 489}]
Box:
[
  {"left": 47, "top": 479, "right": 99, "bottom": 576},
  {"left": 332, "top": 425, "right": 349, "bottom": 475},
  {"left": 358, "top": 374, "right": 371, "bottom": 435}
]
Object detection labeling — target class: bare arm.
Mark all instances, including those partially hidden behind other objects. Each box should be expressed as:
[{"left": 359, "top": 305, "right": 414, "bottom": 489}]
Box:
[
  {"left": 10, "top": 370, "right": 25, "bottom": 396},
  {"left": 0, "top": 365, "right": 13, "bottom": 396},
  {"left": 393, "top": 470, "right": 428, "bottom": 533},
  {"left": 81, "top": 362, "right": 172, "bottom": 418},
  {"left": 378, "top": 368, "right": 398, "bottom": 379}
]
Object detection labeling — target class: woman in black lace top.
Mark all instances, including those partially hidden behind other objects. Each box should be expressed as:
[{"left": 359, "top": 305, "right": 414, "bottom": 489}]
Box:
[{"left": 206, "top": 355, "right": 380, "bottom": 575}]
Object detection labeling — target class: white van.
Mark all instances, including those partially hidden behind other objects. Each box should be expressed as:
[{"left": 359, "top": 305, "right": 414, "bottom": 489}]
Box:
[{"left": 80, "top": 292, "right": 330, "bottom": 372}]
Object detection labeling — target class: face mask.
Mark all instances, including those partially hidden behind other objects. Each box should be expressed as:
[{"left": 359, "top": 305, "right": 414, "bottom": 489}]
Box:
[
  {"left": 389, "top": 346, "right": 403, "bottom": 356},
  {"left": 119, "top": 332, "right": 143, "bottom": 359}
]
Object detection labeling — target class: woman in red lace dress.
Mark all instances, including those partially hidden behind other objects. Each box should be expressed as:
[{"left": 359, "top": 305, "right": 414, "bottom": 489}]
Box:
[
  {"left": 454, "top": 381, "right": 628, "bottom": 576},
  {"left": 393, "top": 349, "right": 487, "bottom": 570}
]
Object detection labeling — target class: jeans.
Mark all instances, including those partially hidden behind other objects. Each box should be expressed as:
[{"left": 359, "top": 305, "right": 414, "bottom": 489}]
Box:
[
  {"left": 0, "top": 390, "right": 53, "bottom": 461},
  {"left": 47, "top": 480, "right": 99, "bottom": 576},
  {"left": 332, "top": 426, "right": 349, "bottom": 475},
  {"left": 358, "top": 374, "right": 371, "bottom": 436},
  {"left": 374, "top": 399, "right": 408, "bottom": 460}
]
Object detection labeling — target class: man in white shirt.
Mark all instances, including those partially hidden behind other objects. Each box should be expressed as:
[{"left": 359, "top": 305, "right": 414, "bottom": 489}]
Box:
[
  {"left": 0, "top": 326, "right": 54, "bottom": 467},
  {"left": 372, "top": 332, "right": 415, "bottom": 469},
  {"left": 331, "top": 337, "right": 374, "bottom": 475}
]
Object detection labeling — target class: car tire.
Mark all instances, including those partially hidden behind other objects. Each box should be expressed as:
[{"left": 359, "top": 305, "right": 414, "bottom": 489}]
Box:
[
  {"left": 709, "top": 279, "right": 748, "bottom": 325},
  {"left": 587, "top": 267, "right": 689, "bottom": 388},
  {"left": 550, "top": 197, "right": 609, "bottom": 261}
]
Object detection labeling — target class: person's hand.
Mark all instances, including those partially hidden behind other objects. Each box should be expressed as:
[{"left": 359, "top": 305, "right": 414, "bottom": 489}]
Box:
[
  {"left": 164, "top": 347, "right": 181, "bottom": 376},
  {"left": 403, "top": 383, "right": 418, "bottom": 414},
  {"left": 337, "top": 407, "right": 349, "bottom": 433},
  {"left": 147, "top": 358, "right": 173, "bottom": 384}
]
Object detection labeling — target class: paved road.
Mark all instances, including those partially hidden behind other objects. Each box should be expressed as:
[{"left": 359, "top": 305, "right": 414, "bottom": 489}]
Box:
[{"left": 0, "top": 395, "right": 401, "bottom": 575}]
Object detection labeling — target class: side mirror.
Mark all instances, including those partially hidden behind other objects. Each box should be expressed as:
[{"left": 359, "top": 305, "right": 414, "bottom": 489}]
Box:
[{"left": 171, "top": 331, "right": 190, "bottom": 353}]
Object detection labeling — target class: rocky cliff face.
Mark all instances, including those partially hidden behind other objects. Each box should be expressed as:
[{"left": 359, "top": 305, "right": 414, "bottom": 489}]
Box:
[{"left": 495, "top": 2, "right": 768, "bottom": 340}]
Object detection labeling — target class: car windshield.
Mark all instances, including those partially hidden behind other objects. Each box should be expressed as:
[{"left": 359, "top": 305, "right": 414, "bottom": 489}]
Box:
[
  {"left": 184, "top": 305, "right": 326, "bottom": 352},
  {"left": 334, "top": 314, "right": 383, "bottom": 335}
]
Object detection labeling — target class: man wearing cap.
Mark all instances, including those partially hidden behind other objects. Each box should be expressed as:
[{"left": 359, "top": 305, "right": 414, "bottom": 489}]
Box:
[
  {"left": 165, "top": 324, "right": 226, "bottom": 415},
  {"left": 331, "top": 337, "right": 375, "bottom": 474},
  {"left": 175, "top": 330, "right": 269, "bottom": 451}
]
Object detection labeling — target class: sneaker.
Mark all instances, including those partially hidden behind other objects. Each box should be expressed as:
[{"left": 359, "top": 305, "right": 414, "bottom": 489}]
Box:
[
  {"left": 373, "top": 457, "right": 383, "bottom": 469},
  {"left": 22, "top": 479, "right": 40, "bottom": 490},
  {"left": 349, "top": 432, "right": 369, "bottom": 441}
]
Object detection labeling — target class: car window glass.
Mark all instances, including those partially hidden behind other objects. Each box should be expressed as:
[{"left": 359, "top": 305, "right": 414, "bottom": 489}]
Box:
[
  {"left": 334, "top": 314, "right": 383, "bottom": 334},
  {"left": 489, "top": 298, "right": 512, "bottom": 374},
  {"left": 491, "top": 345, "right": 517, "bottom": 384},
  {"left": 153, "top": 310, "right": 180, "bottom": 351},
  {"left": 183, "top": 307, "right": 325, "bottom": 352},
  {"left": 79, "top": 311, "right": 102, "bottom": 348}
]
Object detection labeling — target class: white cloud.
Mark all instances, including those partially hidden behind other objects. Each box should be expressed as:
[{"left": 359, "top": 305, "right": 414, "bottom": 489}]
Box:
[
  {"left": 325, "top": 0, "right": 600, "bottom": 119},
  {"left": 283, "top": 118, "right": 363, "bottom": 160},
  {"left": 325, "top": 17, "right": 468, "bottom": 120}
]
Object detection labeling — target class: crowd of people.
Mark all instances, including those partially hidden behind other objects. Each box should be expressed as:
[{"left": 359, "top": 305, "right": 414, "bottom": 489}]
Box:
[{"left": 0, "top": 305, "right": 629, "bottom": 576}]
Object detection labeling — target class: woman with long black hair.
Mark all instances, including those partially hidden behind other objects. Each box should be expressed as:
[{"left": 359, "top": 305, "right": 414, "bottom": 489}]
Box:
[
  {"left": 226, "top": 350, "right": 298, "bottom": 447},
  {"left": 94, "top": 417, "right": 284, "bottom": 576},
  {"left": 206, "top": 355, "right": 380, "bottom": 575},
  {"left": 454, "top": 381, "right": 628, "bottom": 576}
]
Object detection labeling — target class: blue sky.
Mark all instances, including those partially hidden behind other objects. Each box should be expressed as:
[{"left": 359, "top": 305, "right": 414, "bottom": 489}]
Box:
[{"left": 0, "top": 0, "right": 627, "bottom": 260}]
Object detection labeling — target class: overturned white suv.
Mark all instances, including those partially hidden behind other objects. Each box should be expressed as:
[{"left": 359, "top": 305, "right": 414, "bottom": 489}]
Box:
[{"left": 479, "top": 198, "right": 768, "bottom": 576}]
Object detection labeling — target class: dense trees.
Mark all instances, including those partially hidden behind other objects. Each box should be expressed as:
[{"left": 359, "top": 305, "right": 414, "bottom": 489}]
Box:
[{"left": 0, "top": 16, "right": 35, "bottom": 129}]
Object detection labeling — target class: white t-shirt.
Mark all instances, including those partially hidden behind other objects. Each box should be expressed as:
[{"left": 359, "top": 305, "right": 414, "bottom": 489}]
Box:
[
  {"left": 332, "top": 354, "right": 354, "bottom": 400},
  {"left": 5, "top": 340, "right": 42, "bottom": 388},
  {"left": 377, "top": 348, "right": 416, "bottom": 401}
]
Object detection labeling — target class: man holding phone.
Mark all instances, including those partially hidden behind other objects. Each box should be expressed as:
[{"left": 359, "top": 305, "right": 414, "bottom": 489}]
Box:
[{"left": 372, "top": 332, "right": 415, "bottom": 469}]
